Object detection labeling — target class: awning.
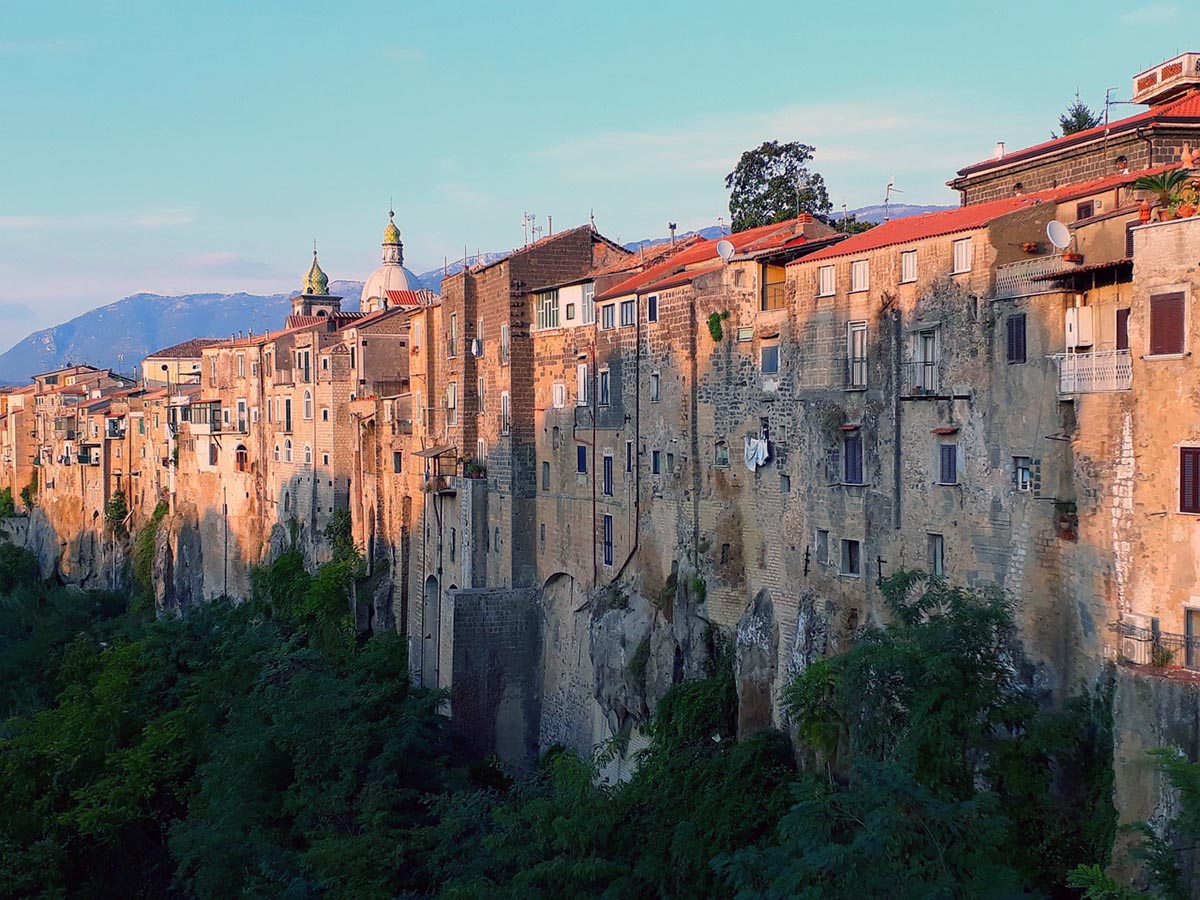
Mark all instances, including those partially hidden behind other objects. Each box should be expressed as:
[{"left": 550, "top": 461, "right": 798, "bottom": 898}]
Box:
[
  {"left": 1030, "top": 258, "right": 1132, "bottom": 281},
  {"left": 931, "top": 426, "right": 960, "bottom": 435},
  {"left": 414, "top": 444, "right": 457, "bottom": 458}
]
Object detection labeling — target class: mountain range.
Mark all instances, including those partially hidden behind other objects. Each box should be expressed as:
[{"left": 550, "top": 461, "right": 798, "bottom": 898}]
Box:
[{"left": 0, "top": 204, "right": 950, "bottom": 384}]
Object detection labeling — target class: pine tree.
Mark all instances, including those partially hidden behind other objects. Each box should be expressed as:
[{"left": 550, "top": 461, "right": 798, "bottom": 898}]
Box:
[{"left": 1057, "top": 90, "right": 1102, "bottom": 137}]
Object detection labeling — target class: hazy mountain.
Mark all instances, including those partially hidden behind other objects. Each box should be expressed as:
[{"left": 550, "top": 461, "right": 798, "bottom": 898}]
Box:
[{"left": 0, "top": 203, "right": 953, "bottom": 384}]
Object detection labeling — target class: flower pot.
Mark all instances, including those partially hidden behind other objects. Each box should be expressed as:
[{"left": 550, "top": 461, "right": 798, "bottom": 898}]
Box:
[
  {"left": 1139, "top": 200, "right": 1153, "bottom": 223},
  {"left": 1179, "top": 203, "right": 1197, "bottom": 218},
  {"left": 1160, "top": 208, "right": 1178, "bottom": 221},
  {"left": 1063, "top": 252, "right": 1084, "bottom": 263}
]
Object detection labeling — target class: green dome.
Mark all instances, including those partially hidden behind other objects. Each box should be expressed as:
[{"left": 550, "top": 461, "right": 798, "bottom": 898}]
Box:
[{"left": 305, "top": 250, "right": 329, "bottom": 295}]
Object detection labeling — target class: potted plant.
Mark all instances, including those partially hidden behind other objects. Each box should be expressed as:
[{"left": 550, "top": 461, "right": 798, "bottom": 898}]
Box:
[
  {"left": 1132, "top": 168, "right": 1191, "bottom": 219},
  {"left": 1021, "top": 241, "right": 1040, "bottom": 253},
  {"left": 1063, "top": 251, "right": 1084, "bottom": 263},
  {"left": 1177, "top": 186, "right": 1198, "bottom": 218}
]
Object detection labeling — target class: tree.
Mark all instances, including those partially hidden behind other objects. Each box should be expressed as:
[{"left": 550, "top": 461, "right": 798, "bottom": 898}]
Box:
[
  {"left": 725, "top": 141, "right": 831, "bottom": 233},
  {"left": 1057, "top": 90, "right": 1102, "bottom": 137}
]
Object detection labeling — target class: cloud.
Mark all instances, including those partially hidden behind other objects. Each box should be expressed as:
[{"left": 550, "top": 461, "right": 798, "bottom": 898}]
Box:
[
  {"left": 1119, "top": 4, "right": 1178, "bottom": 23},
  {"left": 0, "top": 209, "right": 194, "bottom": 230}
]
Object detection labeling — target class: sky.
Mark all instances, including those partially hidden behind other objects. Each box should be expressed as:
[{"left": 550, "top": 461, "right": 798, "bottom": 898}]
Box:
[{"left": 0, "top": 0, "right": 1188, "bottom": 351}]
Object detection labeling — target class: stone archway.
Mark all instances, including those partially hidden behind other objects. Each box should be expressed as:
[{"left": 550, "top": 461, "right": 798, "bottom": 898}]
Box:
[
  {"left": 539, "top": 573, "right": 600, "bottom": 757},
  {"left": 422, "top": 574, "right": 440, "bottom": 689}
]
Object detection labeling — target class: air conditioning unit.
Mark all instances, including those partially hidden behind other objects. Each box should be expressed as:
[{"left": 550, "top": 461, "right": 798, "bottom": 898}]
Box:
[
  {"left": 471, "top": 338, "right": 483, "bottom": 358},
  {"left": 1065, "top": 307, "right": 1094, "bottom": 349}
]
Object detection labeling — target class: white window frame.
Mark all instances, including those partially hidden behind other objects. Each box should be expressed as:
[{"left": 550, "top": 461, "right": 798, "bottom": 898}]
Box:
[
  {"left": 900, "top": 249, "right": 917, "bottom": 284},
  {"left": 1014, "top": 456, "right": 1032, "bottom": 492},
  {"left": 536, "top": 290, "right": 560, "bottom": 331},
  {"left": 582, "top": 282, "right": 596, "bottom": 325},
  {"left": 552, "top": 382, "right": 566, "bottom": 409},
  {"left": 601, "top": 304, "right": 615, "bottom": 330},
  {"left": 576, "top": 363, "right": 589, "bottom": 405},
  {"left": 500, "top": 391, "right": 511, "bottom": 435},
  {"left": 499, "top": 323, "right": 510, "bottom": 365},
  {"left": 477, "top": 376, "right": 486, "bottom": 413},
  {"left": 850, "top": 259, "right": 870, "bottom": 293},
  {"left": 952, "top": 237, "right": 973, "bottom": 275},
  {"left": 927, "top": 533, "right": 945, "bottom": 577},
  {"left": 447, "top": 382, "right": 457, "bottom": 426},
  {"left": 448, "top": 313, "right": 458, "bottom": 357},
  {"left": 846, "top": 321, "right": 868, "bottom": 389},
  {"left": 620, "top": 298, "right": 636, "bottom": 327},
  {"left": 818, "top": 265, "right": 835, "bottom": 297},
  {"left": 649, "top": 372, "right": 660, "bottom": 402},
  {"left": 599, "top": 369, "right": 611, "bottom": 406}
]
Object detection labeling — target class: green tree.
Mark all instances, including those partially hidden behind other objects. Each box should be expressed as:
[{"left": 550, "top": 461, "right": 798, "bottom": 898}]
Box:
[
  {"left": 0, "top": 487, "right": 15, "bottom": 518},
  {"left": 1057, "top": 90, "right": 1102, "bottom": 137},
  {"left": 725, "top": 141, "right": 832, "bottom": 233}
]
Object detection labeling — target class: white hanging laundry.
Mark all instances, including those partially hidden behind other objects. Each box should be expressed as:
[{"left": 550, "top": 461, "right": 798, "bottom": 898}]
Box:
[{"left": 743, "top": 436, "right": 770, "bottom": 471}]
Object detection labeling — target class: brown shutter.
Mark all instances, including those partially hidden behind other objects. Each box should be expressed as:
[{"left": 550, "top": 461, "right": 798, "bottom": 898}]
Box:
[
  {"left": 1150, "top": 292, "right": 1185, "bottom": 355},
  {"left": 1182, "top": 448, "right": 1200, "bottom": 514},
  {"left": 1116, "top": 308, "right": 1131, "bottom": 352}
]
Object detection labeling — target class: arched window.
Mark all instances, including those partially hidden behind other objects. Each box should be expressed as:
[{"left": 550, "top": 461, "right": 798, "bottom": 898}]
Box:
[
  {"left": 283, "top": 491, "right": 290, "bottom": 512},
  {"left": 304, "top": 443, "right": 312, "bottom": 465},
  {"left": 303, "top": 390, "right": 313, "bottom": 420},
  {"left": 715, "top": 440, "right": 730, "bottom": 468},
  {"left": 235, "top": 444, "right": 249, "bottom": 473},
  {"left": 273, "top": 444, "right": 280, "bottom": 462},
  {"left": 284, "top": 439, "right": 292, "bottom": 462}
]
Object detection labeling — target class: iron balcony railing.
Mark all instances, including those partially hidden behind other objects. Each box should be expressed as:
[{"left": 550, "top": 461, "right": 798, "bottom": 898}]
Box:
[
  {"left": 994, "top": 256, "right": 1073, "bottom": 300},
  {"left": 1052, "top": 349, "right": 1132, "bottom": 394},
  {"left": 762, "top": 282, "right": 789, "bottom": 311},
  {"left": 844, "top": 355, "right": 868, "bottom": 389},
  {"left": 903, "top": 359, "right": 939, "bottom": 395},
  {"left": 1114, "top": 620, "right": 1200, "bottom": 669}
]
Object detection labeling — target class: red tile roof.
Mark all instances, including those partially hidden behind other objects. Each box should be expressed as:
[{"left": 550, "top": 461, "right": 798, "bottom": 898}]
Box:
[
  {"left": 385, "top": 288, "right": 440, "bottom": 307},
  {"left": 145, "top": 338, "right": 223, "bottom": 359},
  {"left": 793, "top": 165, "right": 1169, "bottom": 265},
  {"left": 957, "top": 91, "right": 1200, "bottom": 176}
]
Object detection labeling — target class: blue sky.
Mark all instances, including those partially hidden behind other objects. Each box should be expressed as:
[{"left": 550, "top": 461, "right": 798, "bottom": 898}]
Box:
[{"left": 0, "top": 0, "right": 1187, "bottom": 350}]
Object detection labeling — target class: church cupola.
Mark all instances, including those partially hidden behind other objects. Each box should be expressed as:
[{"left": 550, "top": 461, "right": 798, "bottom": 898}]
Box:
[
  {"left": 291, "top": 244, "right": 343, "bottom": 318},
  {"left": 382, "top": 209, "right": 404, "bottom": 266},
  {"left": 361, "top": 207, "right": 421, "bottom": 313}
]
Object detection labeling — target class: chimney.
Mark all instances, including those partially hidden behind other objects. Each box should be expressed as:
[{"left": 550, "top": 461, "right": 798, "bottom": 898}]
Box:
[{"left": 994, "top": 141, "right": 1006, "bottom": 160}]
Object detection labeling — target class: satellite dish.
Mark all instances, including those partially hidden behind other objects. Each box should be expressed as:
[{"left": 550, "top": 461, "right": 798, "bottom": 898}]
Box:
[
  {"left": 716, "top": 240, "right": 735, "bottom": 261},
  {"left": 1046, "top": 220, "right": 1071, "bottom": 250}
]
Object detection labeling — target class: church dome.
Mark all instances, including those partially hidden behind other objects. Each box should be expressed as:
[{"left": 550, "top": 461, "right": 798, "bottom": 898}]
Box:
[
  {"left": 361, "top": 209, "right": 421, "bottom": 313},
  {"left": 304, "top": 249, "right": 329, "bottom": 295}
]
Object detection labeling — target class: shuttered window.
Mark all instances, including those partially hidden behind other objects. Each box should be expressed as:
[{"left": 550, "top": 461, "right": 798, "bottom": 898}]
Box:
[
  {"left": 1150, "top": 292, "right": 1185, "bottom": 355},
  {"left": 939, "top": 443, "right": 958, "bottom": 485},
  {"left": 1182, "top": 448, "right": 1200, "bottom": 514},
  {"left": 843, "top": 432, "right": 863, "bottom": 484},
  {"left": 1116, "top": 308, "right": 1131, "bottom": 351},
  {"left": 1006, "top": 314, "right": 1027, "bottom": 364}
]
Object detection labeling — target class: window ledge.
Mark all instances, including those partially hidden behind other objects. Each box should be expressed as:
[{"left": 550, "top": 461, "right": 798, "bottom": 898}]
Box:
[
  {"left": 848, "top": 288, "right": 870, "bottom": 294},
  {"left": 936, "top": 481, "right": 959, "bottom": 487},
  {"left": 839, "top": 572, "right": 862, "bottom": 579},
  {"left": 844, "top": 386, "right": 868, "bottom": 392},
  {"left": 1144, "top": 352, "right": 1189, "bottom": 360},
  {"left": 951, "top": 269, "right": 972, "bottom": 276}
]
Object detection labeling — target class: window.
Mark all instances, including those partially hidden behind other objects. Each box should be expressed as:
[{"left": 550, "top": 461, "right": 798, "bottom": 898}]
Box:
[
  {"left": 476, "top": 438, "right": 485, "bottom": 462},
  {"left": 565, "top": 303, "right": 576, "bottom": 321},
  {"left": 603, "top": 514, "right": 614, "bottom": 566},
  {"left": 304, "top": 444, "right": 312, "bottom": 465},
  {"left": 274, "top": 444, "right": 280, "bottom": 462},
  {"left": 209, "top": 442, "right": 218, "bottom": 466},
  {"left": 1116, "top": 308, "right": 1131, "bottom": 351},
  {"left": 477, "top": 376, "right": 486, "bottom": 413},
  {"left": 393, "top": 451, "right": 403, "bottom": 473},
  {"left": 237, "top": 354, "right": 245, "bottom": 378},
  {"left": 840, "top": 539, "right": 861, "bottom": 576},
  {"left": 321, "top": 408, "right": 329, "bottom": 422},
  {"left": 599, "top": 370, "right": 611, "bottom": 406},
  {"left": 1182, "top": 448, "right": 1200, "bottom": 513},
  {"left": 303, "top": 390, "right": 313, "bottom": 419},
  {"left": 715, "top": 440, "right": 730, "bottom": 468},
  {"left": 737, "top": 327, "right": 753, "bottom": 342},
  {"left": 601, "top": 304, "right": 615, "bottom": 330},
  {"left": 251, "top": 407, "right": 259, "bottom": 424},
  {"left": 582, "top": 282, "right": 595, "bottom": 325},
  {"left": 576, "top": 363, "right": 590, "bottom": 405},
  {"left": 647, "top": 295, "right": 658, "bottom": 322},
  {"left": 1006, "top": 314, "right": 1027, "bottom": 364},
  {"left": 815, "top": 529, "right": 829, "bottom": 565},
  {"left": 913, "top": 329, "right": 938, "bottom": 393},
  {"left": 1150, "top": 292, "right": 1185, "bottom": 355},
  {"left": 603, "top": 455, "right": 613, "bottom": 496},
  {"left": 500, "top": 391, "right": 510, "bottom": 435},
  {"left": 448, "top": 313, "right": 458, "bottom": 357},
  {"left": 284, "top": 439, "right": 292, "bottom": 463},
  {"left": 412, "top": 320, "right": 422, "bottom": 351},
  {"left": 626, "top": 440, "right": 633, "bottom": 473},
  {"left": 761, "top": 344, "right": 779, "bottom": 374},
  {"left": 450, "top": 528, "right": 456, "bottom": 562},
  {"left": 780, "top": 473, "right": 791, "bottom": 493},
  {"left": 652, "top": 450, "right": 662, "bottom": 474},
  {"left": 323, "top": 453, "right": 329, "bottom": 466},
  {"left": 552, "top": 382, "right": 566, "bottom": 409},
  {"left": 477, "top": 318, "right": 484, "bottom": 344},
  {"left": 620, "top": 299, "right": 636, "bottom": 326},
  {"left": 237, "top": 398, "right": 248, "bottom": 431},
  {"left": 846, "top": 322, "right": 867, "bottom": 388},
  {"left": 446, "top": 382, "right": 457, "bottom": 426},
  {"left": 850, "top": 260, "right": 869, "bottom": 292},
  {"left": 1076, "top": 200, "right": 1095, "bottom": 221},
  {"left": 952, "top": 238, "right": 973, "bottom": 274},
  {"left": 321, "top": 356, "right": 329, "bottom": 371},
  {"left": 938, "top": 442, "right": 958, "bottom": 485},
  {"left": 284, "top": 397, "right": 292, "bottom": 431},
  {"left": 577, "top": 445, "right": 587, "bottom": 474},
  {"left": 499, "top": 324, "right": 509, "bottom": 364},
  {"left": 900, "top": 250, "right": 917, "bottom": 284},
  {"left": 818, "top": 265, "right": 835, "bottom": 297},
  {"left": 209, "top": 357, "right": 216, "bottom": 382},
  {"left": 843, "top": 430, "right": 864, "bottom": 484},
  {"left": 927, "top": 533, "right": 945, "bottom": 577},
  {"left": 267, "top": 398, "right": 273, "bottom": 423},
  {"left": 666, "top": 452, "right": 674, "bottom": 473},
  {"left": 1014, "top": 456, "right": 1032, "bottom": 491},
  {"left": 542, "top": 460, "right": 550, "bottom": 490},
  {"left": 536, "top": 290, "right": 560, "bottom": 330}
]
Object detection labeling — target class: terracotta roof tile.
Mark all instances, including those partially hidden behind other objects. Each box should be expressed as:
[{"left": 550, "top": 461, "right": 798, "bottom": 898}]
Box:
[
  {"left": 145, "top": 338, "right": 223, "bottom": 359},
  {"left": 385, "top": 288, "right": 440, "bottom": 307}
]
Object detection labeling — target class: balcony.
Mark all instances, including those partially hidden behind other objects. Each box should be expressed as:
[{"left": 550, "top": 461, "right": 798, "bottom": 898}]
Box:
[
  {"left": 903, "top": 359, "right": 939, "bottom": 396},
  {"left": 1053, "top": 349, "right": 1132, "bottom": 395},
  {"left": 761, "top": 282, "right": 789, "bottom": 311},
  {"left": 424, "top": 474, "right": 457, "bottom": 494},
  {"left": 844, "top": 355, "right": 868, "bottom": 390},
  {"left": 994, "top": 257, "right": 1073, "bottom": 300}
]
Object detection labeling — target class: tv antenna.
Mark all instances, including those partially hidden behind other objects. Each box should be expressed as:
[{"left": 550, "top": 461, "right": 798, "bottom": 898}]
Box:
[
  {"left": 884, "top": 177, "right": 904, "bottom": 221},
  {"left": 521, "top": 211, "right": 537, "bottom": 246}
]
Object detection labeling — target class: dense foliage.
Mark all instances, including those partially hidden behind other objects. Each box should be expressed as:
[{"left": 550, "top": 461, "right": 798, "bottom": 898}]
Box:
[
  {"left": 0, "top": 549, "right": 1180, "bottom": 899},
  {"left": 725, "top": 141, "right": 832, "bottom": 232},
  {"left": 1057, "top": 91, "right": 1103, "bottom": 137}
]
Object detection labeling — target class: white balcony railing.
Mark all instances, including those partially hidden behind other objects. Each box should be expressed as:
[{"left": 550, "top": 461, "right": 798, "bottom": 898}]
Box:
[
  {"left": 994, "top": 257, "right": 1073, "bottom": 300},
  {"left": 1052, "top": 349, "right": 1132, "bottom": 394}
]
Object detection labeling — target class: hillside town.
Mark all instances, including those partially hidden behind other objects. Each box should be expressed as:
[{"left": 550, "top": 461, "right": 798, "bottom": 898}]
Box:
[{"left": 3, "top": 50, "right": 1200, "bottom": 796}]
